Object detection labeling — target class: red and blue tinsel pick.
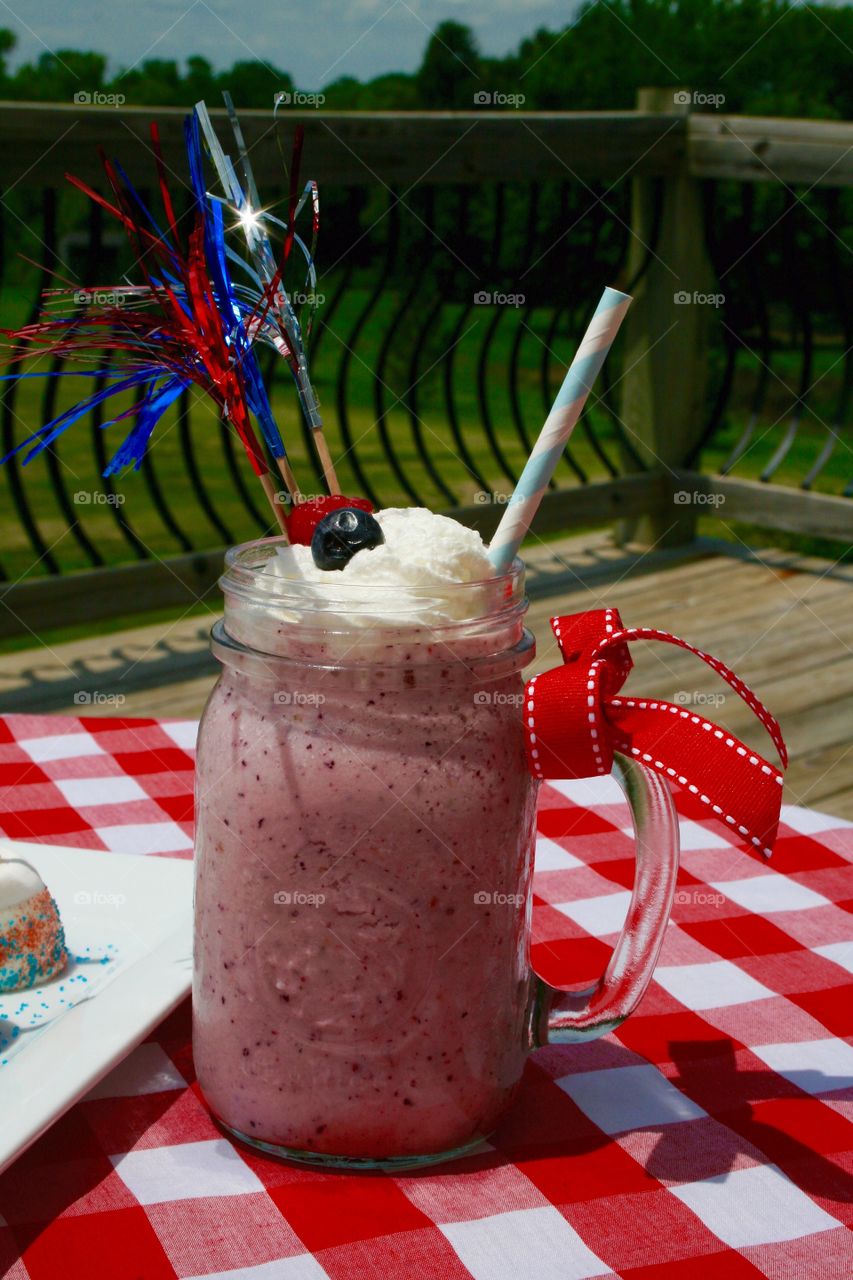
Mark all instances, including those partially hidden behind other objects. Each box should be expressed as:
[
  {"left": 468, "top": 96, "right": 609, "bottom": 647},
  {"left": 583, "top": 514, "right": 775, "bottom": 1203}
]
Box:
[
  {"left": 0, "top": 112, "right": 294, "bottom": 489},
  {"left": 194, "top": 94, "right": 336, "bottom": 493}
]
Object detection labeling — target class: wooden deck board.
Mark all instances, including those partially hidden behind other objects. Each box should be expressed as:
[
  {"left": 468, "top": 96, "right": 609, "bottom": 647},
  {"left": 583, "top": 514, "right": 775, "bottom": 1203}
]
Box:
[{"left": 2, "top": 535, "right": 851, "bottom": 819}]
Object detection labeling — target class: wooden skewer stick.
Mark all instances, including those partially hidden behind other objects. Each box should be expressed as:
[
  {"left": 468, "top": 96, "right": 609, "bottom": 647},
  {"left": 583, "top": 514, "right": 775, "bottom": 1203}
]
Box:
[
  {"left": 258, "top": 471, "right": 290, "bottom": 539},
  {"left": 313, "top": 428, "right": 340, "bottom": 495},
  {"left": 275, "top": 454, "right": 303, "bottom": 505}
]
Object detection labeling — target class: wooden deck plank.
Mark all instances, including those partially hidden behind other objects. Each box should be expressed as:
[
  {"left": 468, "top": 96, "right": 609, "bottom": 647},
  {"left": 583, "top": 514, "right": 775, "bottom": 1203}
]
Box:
[{"left": 785, "top": 741, "right": 853, "bottom": 817}]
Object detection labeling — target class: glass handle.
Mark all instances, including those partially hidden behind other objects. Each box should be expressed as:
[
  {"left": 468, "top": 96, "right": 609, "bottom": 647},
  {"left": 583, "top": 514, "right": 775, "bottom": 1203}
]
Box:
[{"left": 529, "top": 753, "right": 680, "bottom": 1047}]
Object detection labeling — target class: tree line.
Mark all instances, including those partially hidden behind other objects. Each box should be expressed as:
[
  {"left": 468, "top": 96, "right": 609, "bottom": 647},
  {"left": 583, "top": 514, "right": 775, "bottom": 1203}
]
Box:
[{"left": 0, "top": 1, "right": 850, "bottom": 119}]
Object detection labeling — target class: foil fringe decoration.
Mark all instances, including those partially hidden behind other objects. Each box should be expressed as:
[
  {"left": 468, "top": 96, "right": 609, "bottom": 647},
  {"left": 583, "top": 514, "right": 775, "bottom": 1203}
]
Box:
[{"left": 0, "top": 96, "right": 319, "bottom": 512}]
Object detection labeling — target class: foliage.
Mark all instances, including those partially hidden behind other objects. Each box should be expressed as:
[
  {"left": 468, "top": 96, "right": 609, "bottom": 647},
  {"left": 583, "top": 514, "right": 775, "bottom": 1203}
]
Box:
[{"left": 0, "top": 1, "right": 849, "bottom": 117}]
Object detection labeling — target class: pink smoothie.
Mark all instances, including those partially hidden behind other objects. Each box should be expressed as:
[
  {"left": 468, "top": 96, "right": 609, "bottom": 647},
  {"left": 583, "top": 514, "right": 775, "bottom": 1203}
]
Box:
[{"left": 193, "top": 636, "right": 538, "bottom": 1160}]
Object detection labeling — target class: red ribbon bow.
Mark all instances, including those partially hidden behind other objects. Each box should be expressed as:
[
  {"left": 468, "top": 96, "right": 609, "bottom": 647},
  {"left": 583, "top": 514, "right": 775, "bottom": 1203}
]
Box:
[{"left": 525, "top": 609, "right": 787, "bottom": 857}]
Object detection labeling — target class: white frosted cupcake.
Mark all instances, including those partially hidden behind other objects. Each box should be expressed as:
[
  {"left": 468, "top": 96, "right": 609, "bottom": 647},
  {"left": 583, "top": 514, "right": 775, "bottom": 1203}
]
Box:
[{"left": 0, "top": 858, "right": 68, "bottom": 993}]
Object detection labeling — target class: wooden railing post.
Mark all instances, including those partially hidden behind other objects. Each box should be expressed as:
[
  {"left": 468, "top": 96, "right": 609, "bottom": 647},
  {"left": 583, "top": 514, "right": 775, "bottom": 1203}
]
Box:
[{"left": 619, "top": 87, "right": 719, "bottom": 546}]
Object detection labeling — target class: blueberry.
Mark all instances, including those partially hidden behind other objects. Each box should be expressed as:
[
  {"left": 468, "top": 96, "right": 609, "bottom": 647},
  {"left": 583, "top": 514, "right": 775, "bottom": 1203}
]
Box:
[{"left": 310, "top": 507, "right": 385, "bottom": 571}]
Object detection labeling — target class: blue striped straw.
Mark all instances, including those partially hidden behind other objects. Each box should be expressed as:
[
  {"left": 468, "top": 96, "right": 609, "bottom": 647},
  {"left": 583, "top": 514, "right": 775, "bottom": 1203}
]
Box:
[{"left": 488, "top": 286, "right": 632, "bottom": 573}]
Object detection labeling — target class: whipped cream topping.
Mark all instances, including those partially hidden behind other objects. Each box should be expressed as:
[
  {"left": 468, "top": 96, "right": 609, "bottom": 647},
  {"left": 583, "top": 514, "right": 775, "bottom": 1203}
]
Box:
[{"left": 264, "top": 507, "right": 496, "bottom": 625}]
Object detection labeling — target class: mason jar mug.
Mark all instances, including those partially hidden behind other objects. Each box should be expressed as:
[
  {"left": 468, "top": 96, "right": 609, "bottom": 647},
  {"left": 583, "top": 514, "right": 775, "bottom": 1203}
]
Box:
[{"left": 192, "top": 538, "right": 679, "bottom": 1169}]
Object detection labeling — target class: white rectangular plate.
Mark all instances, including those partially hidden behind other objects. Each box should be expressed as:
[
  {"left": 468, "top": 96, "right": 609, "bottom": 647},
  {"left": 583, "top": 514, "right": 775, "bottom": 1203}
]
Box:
[{"left": 0, "top": 839, "right": 193, "bottom": 1174}]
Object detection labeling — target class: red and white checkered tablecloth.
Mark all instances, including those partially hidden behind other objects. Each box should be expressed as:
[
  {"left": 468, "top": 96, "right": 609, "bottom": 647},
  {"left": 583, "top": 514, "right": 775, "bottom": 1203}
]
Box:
[{"left": 0, "top": 712, "right": 851, "bottom": 1280}]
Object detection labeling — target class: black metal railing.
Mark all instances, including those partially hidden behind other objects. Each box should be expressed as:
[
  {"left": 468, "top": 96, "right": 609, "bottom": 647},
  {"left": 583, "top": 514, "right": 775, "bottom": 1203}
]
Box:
[
  {"left": 0, "top": 163, "right": 648, "bottom": 584},
  {"left": 0, "top": 102, "right": 850, "bottom": 632},
  {"left": 698, "top": 180, "right": 852, "bottom": 494}
]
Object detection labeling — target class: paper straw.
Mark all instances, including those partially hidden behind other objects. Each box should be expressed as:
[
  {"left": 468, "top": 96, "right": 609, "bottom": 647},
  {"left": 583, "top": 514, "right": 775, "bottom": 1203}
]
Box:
[{"left": 488, "top": 286, "right": 632, "bottom": 573}]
